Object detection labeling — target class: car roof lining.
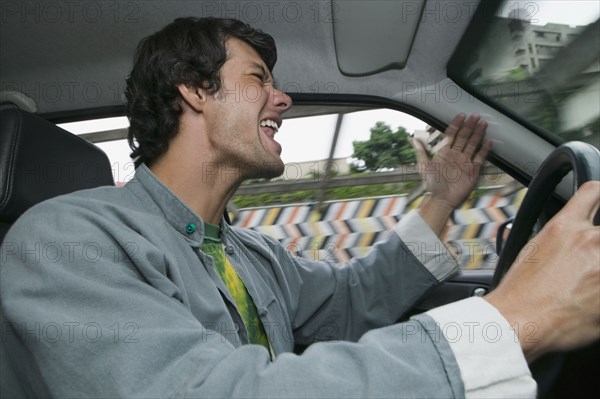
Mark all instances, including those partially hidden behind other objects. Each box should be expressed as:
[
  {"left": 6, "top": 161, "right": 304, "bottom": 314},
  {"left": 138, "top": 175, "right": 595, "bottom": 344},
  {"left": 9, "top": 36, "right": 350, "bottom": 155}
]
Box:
[{"left": 0, "top": 0, "right": 477, "bottom": 117}]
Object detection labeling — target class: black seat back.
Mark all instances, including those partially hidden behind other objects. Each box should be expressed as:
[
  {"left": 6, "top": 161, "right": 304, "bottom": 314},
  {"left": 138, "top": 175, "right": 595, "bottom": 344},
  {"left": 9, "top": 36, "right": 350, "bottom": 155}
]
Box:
[{"left": 0, "top": 107, "right": 115, "bottom": 240}]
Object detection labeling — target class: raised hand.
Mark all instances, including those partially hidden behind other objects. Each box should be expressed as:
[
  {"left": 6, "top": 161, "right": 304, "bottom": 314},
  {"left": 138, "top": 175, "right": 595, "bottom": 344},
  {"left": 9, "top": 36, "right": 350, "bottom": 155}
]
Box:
[{"left": 414, "top": 113, "right": 492, "bottom": 209}]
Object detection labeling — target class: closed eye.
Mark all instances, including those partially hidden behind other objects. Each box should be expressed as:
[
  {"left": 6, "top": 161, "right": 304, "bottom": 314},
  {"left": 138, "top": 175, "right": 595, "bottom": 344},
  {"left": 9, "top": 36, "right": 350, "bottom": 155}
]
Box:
[{"left": 252, "top": 73, "right": 267, "bottom": 82}]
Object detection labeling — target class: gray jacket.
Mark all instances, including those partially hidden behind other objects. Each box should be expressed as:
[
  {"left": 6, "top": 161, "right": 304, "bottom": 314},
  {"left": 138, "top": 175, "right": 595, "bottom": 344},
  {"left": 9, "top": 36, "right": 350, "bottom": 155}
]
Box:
[{"left": 1, "top": 165, "right": 464, "bottom": 398}]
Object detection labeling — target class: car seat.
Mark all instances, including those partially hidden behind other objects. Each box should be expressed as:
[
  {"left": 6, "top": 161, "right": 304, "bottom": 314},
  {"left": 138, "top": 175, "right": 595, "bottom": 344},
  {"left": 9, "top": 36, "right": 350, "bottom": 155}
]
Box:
[{"left": 0, "top": 105, "right": 114, "bottom": 398}]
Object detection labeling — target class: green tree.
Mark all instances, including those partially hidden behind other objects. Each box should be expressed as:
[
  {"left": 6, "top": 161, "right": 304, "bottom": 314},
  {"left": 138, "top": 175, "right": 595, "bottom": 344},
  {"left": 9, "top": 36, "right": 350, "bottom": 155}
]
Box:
[{"left": 351, "top": 122, "right": 416, "bottom": 171}]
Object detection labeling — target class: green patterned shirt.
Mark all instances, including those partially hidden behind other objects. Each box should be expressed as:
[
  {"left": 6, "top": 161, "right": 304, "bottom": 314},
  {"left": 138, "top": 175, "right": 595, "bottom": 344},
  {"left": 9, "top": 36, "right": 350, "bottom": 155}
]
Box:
[{"left": 201, "top": 223, "right": 270, "bottom": 353}]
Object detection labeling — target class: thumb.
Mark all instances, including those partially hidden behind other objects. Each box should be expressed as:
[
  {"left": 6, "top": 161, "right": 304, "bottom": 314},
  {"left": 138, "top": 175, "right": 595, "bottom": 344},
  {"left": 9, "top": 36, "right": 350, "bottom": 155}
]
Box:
[
  {"left": 412, "top": 138, "right": 430, "bottom": 166},
  {"left": 572, "top": 181, "right": 600, "bottom": 223},
  {"left": 547, "top": 181, "right": 600, "bottom": 226}
]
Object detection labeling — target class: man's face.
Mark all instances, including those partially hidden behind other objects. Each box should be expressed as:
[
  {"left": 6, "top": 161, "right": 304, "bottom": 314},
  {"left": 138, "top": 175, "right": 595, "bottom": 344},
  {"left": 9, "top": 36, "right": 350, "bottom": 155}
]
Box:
[{"left": 202, "top": 37, "right": 292, "bottom": 180}]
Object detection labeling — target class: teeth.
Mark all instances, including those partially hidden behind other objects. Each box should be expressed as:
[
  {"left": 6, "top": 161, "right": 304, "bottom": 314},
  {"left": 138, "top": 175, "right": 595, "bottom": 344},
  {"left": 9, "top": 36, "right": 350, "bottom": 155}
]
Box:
[{"left": 260, "top": 119, "right": 279, "bottom": 133}]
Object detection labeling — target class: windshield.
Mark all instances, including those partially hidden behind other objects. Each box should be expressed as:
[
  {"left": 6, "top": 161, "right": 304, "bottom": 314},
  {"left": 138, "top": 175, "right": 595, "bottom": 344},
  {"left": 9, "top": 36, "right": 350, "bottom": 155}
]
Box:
[{"left": 449, "top": 0, "right": 599, "bottom": 149}]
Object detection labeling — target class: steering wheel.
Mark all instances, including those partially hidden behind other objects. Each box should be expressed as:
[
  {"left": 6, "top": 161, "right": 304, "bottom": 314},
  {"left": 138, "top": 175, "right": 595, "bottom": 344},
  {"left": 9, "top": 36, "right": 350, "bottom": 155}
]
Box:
[
  {"left": 492, "top": 141, "right": 600, "bottom": 286},
  {"left": 490, "top": 141, "right": 600, "bottom": 396}
]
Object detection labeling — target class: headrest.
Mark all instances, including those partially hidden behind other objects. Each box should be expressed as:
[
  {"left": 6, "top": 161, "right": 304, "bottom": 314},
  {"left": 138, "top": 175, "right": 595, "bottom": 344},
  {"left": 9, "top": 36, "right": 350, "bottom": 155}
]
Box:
[{"left": 0, "top": 108, "right": 115, "bottom": 223}]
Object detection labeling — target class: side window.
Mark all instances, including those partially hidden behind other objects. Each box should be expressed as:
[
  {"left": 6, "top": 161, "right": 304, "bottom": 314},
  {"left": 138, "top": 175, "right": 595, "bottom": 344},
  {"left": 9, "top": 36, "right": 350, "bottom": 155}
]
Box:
[
  {"left": 59, "top": 117, "right": 135, "bottom": 185},
  {"left": 228, "top": 108, "right": 526, "bottom": 270},
  {"left": 60, "top": 109, "right": 526, "bottom": 270}
]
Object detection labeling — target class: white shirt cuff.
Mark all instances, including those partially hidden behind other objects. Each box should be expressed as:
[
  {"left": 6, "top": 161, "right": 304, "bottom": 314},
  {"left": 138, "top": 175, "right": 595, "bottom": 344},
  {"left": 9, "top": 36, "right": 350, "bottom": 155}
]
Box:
[
  {"left": 426, "top": 297, "right": 536, "bottom": 398},
  {"left": 394, "top": 210, "right": 458, "bottom": 281}
]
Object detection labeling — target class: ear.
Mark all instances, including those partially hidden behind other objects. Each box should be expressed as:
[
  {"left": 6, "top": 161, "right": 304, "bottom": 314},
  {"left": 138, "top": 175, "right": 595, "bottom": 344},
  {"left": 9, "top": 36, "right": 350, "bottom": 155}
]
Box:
[{"left": 177, "top": 84, "right": 207, "bottom": 113}]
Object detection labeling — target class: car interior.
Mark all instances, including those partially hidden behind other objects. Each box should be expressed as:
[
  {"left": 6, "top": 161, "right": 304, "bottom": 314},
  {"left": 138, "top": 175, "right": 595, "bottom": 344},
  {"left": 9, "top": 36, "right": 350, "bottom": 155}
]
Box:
[{"left": 1, "top": 0, "right": 598, "bottom": 397}]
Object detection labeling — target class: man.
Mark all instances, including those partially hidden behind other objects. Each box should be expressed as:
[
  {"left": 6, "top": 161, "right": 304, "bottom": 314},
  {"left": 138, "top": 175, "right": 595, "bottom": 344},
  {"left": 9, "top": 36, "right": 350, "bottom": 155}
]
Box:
[{"left": 1, "top": 17, "right": 598, "bottom": 398}]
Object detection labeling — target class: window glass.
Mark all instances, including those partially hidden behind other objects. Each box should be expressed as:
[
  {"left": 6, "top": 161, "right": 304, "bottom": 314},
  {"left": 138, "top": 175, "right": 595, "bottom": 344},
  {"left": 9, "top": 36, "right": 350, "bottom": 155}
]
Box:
[
  {"left": 451, "top": 1, "right": 599, "bottom": 149},
  {"left": 59, "top": 117, "right": 133, "bottom": 185}
]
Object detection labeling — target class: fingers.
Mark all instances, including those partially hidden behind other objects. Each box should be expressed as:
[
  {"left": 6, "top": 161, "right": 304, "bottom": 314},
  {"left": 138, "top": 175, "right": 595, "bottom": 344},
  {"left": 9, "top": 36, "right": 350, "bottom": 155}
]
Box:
[
  {"left": 444, "top": 113, "right": 467, "bottom": 143},
  {"left": 449, "top": 113, "right": 479, "bottom": 151},
  {"left": 445, "top": 113, "right": 489, "bottom": 157},
  {"left": 473, "top": 138, "right": 492, "bottom": 165},
  {"left": 464, "top": 120, "right": 488, "bottom": 159}
]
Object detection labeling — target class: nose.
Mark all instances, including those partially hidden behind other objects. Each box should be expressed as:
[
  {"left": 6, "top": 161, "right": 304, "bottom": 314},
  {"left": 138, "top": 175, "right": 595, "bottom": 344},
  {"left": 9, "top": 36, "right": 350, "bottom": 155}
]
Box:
[{"left": 271, "top": 87, "right": 292, "bottom": 114}]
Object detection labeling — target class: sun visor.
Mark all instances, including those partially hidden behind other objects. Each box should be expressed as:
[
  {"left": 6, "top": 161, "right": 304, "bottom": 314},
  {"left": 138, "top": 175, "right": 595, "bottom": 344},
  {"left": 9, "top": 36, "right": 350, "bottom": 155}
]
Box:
[{"left": 332, "top": 0, "right": 425, "bottom": 76}]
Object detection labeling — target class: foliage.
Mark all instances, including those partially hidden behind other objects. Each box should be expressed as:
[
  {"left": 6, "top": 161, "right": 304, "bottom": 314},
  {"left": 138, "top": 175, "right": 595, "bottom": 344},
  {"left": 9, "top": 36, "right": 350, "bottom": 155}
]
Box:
[
  {"left": 351, "top": 122, "right": 416, "bottom": 172},
  {"left": 233, "top": 190, "right": 319, "bottom": 209},
  {"left": 505, "top": 66, "right": 529, "bottom": 81},
  {"left": 232, "top": 181, "right": 419, "bottom": 209}
]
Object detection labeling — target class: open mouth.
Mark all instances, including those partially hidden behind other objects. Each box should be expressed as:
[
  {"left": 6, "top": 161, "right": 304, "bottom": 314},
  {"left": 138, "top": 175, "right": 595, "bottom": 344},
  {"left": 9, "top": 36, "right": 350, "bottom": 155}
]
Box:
[
  {"left": 259, "top": 118, "right": 282, "bottom": 155},
  {"left": 259, "top": 118, "right": 279, "bottom": 139}
]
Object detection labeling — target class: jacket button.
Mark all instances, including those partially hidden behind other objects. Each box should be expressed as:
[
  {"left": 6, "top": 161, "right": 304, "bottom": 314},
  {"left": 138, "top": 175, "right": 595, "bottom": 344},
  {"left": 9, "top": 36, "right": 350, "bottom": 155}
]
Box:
[
  {"left": 225, "top": 246, "right": 235, "bottom": 254},
  {"left": 258, "top": 308, "right": 268, "bottom": 317},
  {"left": 185, "top": 223, "right": 196, "bottom": 234}
]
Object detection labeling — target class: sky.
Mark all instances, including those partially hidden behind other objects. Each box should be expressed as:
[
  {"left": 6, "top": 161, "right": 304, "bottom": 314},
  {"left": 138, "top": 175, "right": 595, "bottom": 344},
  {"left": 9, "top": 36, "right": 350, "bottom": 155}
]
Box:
[{"left": 498, "top": 0, "right": 599, "bottom": 26}]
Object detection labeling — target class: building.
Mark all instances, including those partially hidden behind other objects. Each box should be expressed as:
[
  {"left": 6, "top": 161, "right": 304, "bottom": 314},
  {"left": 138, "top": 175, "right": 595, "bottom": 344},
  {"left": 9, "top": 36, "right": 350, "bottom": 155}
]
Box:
[{"left": 467, "top": 11, "right": 586, "bottom": 80}]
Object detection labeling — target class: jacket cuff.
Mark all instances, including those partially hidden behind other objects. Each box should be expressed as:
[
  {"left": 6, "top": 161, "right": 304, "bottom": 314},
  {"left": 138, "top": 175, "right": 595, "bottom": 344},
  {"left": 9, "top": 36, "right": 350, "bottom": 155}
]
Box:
[
  {"left": 394, "top": 210, "right": 458, "bottom": 281},
  {"left": 426, "top": 297, "right": 537, "bottom": 398}
]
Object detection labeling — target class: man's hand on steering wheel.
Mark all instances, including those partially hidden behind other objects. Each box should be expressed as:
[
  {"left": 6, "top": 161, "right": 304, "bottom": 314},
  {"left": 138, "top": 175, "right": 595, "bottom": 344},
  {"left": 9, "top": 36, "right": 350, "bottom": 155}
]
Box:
[{"left": 485, "top": 181, "right": 600, "bottom": 362}]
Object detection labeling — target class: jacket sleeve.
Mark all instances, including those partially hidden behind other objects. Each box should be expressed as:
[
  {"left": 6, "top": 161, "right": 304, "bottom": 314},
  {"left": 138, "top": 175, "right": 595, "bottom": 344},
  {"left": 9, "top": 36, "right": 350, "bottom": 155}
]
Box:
[
  {"left": 257, "top": 210, "right": 459, "bottom": 344},
  {"left": 1, "top": 201, "right": 465, "bottom": 398}
]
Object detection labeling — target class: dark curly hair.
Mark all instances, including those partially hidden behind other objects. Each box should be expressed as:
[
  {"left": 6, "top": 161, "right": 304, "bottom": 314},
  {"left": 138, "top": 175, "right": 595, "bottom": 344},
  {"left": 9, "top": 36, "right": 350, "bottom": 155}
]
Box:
[{"left": 125, "top": 17, "right": 277, "bottom": 167}]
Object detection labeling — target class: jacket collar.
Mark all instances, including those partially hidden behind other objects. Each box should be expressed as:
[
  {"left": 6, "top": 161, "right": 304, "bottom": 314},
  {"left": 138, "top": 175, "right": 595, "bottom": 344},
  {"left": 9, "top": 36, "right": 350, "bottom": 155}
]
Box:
[{"left": 124, "top": 164, "right": 232, "bottom": 246}]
